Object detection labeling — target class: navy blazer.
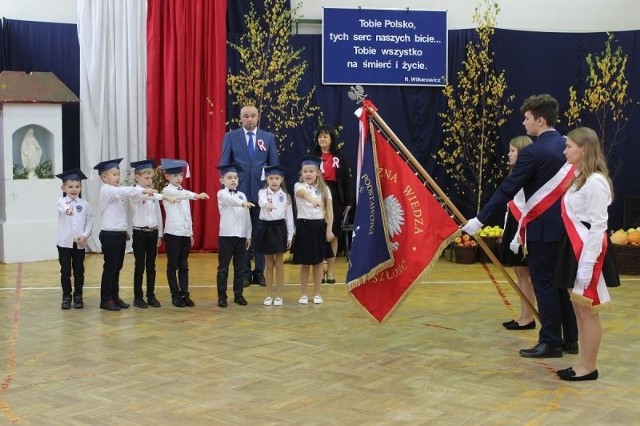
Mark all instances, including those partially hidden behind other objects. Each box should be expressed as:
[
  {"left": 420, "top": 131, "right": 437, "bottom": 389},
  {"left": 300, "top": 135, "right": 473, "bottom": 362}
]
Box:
[
  {"left": 477, "top": 129, "right": 567, "bottom": 242},
  {"left": 220, "top": 128, "right": 279, "bottom": 202}
]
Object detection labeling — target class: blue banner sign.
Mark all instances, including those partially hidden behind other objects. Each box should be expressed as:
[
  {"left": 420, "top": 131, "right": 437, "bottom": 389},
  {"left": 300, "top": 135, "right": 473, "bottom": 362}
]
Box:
[{"left": 322, "top": 8, "right": 447, "bottom": 86}]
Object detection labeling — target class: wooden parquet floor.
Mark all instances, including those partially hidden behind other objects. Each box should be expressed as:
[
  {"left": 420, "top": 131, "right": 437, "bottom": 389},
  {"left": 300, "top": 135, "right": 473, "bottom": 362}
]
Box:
[{"left": 1, "top": 251, "right": 639, "bottom": 425}]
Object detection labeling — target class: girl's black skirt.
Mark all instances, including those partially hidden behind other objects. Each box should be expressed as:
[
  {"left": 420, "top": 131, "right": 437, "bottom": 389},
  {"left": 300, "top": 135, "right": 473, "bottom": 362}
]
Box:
[
  {"left": 499, "top": 213, "right": 528, "bottom": 267},
  {"left": 554, "top": 230, "right": 621, "bottom": 289},
  {"left": 291, "top": 218, "right": 334, "bottom": 265},
  {"left": 255, "top": 219, "right": 288, "bottom": 255}
]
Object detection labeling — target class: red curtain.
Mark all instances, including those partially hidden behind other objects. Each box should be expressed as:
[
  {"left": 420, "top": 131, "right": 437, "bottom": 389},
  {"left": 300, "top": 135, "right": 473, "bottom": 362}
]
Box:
[{"left": 147, "top": 0, "right": 226, "bottom": 251}]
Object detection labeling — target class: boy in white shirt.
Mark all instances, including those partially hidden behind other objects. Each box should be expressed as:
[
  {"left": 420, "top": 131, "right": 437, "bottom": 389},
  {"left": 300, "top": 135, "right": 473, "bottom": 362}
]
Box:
[
  {"left": 56, "top": 169, "right": 94, "bottom": 309},
  {"left": 161, "top": 158, "right": 209, "bottom": 307},
  {"left": 129, "top": 159, "right": 165, "bottom": 308},
  {"left": 216, "top": 163, "right": 253, "bottom": 307}
]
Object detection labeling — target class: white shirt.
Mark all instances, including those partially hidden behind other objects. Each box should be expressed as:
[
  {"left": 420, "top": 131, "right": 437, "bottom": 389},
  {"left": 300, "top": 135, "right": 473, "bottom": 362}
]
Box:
[
  {"left": 56, "top": 196, "right": 94, "bottom": 248},
  {"left": 258, "top": 187, "right": 295, "bottom": 240},
  {"left": 294, "top": 182, "right": 331, "bottom": 220},
  {"left": 565, "top": 172, "right": 611, "bottom": 264},
  {"left": 99, "top": 184, "right": 146, "bottom": 231},
  {"left": 162, "top": 183, "right": 198, "bottom": 237},
  {"left": 217, "top": 188, "right": 252, "bottom": 238},
  {"left": 129, "top": 186, "right": 164, "bottom": 233}
]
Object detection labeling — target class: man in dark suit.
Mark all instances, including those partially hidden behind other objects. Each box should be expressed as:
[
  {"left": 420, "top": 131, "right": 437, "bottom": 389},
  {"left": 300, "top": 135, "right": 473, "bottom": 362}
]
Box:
[
  {"left": 463, "top": 94, "right": 578, "bottom": 358},
  {"left": 220, "top": 105, "right": 280, "bottom": 287}
]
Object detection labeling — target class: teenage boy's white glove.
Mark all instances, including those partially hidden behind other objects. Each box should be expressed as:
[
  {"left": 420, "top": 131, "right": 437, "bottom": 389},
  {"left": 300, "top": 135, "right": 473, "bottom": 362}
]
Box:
[{"left": 461, "top": 218, "right": 483, "bottom": 235}]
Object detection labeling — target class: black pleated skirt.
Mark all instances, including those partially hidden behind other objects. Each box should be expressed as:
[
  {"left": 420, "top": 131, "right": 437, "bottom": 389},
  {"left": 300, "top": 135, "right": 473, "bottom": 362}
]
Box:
[
  {"left": 255, "top": 219, "right": 288, "bottom": 254},
  {"left": 291, "top": 219, "right": 334, "bottom": 265},
  {"left": 554, "top": 231, "right": 621, "bottom": 289}
]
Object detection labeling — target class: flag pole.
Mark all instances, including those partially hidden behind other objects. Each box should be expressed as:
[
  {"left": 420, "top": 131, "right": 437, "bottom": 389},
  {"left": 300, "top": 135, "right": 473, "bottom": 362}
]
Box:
[{"left": 365, "top": 105, "right": 539, "bottom": 321}]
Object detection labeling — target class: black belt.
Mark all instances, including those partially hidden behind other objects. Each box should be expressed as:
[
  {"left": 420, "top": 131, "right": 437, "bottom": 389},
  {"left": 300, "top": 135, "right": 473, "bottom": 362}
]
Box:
[{"left": 133, "top": 227, "right": 158, "bottom": 232}]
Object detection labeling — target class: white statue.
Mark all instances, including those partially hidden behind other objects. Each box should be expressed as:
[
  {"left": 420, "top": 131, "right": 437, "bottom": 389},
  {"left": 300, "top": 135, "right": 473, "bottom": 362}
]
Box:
[{"left": 21, "top": 128, "right": 43, "bottom": 178}]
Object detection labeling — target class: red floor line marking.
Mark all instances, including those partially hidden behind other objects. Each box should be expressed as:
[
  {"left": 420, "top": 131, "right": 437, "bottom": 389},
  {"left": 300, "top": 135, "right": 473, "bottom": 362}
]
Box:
[
  {"left": 0, "top": 263, "right": 22, "bottom": 422},
  {"left": 481, "top": 262, "right": 518, "bottom": 319}
]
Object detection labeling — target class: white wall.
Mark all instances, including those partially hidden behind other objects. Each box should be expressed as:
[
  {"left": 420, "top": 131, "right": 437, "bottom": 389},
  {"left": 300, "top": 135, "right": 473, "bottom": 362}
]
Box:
[
  {"left": 0, "top": 0, "right": 77, "bottom": 24},
  {"left": 2, "top": 0, "right": 638, "bottom": 32},
  {"left": 296, "top": 0, "right": 639, "bottom": 32}
]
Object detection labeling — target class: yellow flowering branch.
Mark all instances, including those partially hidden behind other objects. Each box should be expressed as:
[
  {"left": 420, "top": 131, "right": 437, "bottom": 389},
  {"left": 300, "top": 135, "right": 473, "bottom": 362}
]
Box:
[
  {"left": 565, "top": 32, "right": 634, "bottom": 165},
  {"left": 436, "top": 0, "right": 513, "bottom": 214},
  {"left": 227, "top": 0, "right": 322, "bottom": 154}
]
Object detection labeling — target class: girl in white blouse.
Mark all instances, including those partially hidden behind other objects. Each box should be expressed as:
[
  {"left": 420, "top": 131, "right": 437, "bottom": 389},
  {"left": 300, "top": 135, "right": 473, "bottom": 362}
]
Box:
[
  {"left": 292, "top": 155, "right": 334, "bottom": 305},
  {"left": 555, "top": 127, "right": 620, "bottom": 382},
  {"left": 256, "top": 166, "right": 295, "bottom": 306}
]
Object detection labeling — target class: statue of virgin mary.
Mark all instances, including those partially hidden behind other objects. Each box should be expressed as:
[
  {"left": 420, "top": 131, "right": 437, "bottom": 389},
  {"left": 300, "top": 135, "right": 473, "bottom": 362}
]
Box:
[{"left": 21, "top": 128, "right": 43, "bottom": 178}]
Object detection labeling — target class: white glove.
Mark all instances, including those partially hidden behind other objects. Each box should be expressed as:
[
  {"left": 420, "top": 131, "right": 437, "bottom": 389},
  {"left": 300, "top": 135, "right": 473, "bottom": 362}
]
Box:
[
  {"left": 575, "top": 262, "right": 595, "bottom": 290},
  {"left": 461, "top": 217, "right": 483, "bottom": 235}
]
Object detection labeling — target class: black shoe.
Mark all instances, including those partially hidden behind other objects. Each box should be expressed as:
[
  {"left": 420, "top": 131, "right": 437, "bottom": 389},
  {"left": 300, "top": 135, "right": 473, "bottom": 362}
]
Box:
[
  {"left": 325, "top": 278, "right": 336, "bottom": 284},
  {"left": 133, "top": 298, "right": 149, "bottom": 308},
  {"left": 115, "top": 298, "right": 130, "bottom": 309},
  {"left": 243, "top": 275, "right": 252, "bottom": 288},
  {"left": 218, "top": 299, "right": 228, "bottom": 308},
  {"left": 253, "top": 273, "right": 266, "bottom": 287},
  {"left": 61, "top": 297, "right": 72, "bottom": 310},
  {"left": 563, "top": 341, "right": 579, "bottom": 354},
  {"left": 183, "top": 295, "right": 195, "bottom": 307},
  {"left": 172, "top": 297, "right": 187, "bottom": 308},
  {"left": 502, "top": 319, "right": 517, "bottom": 328},
  {"left": 73, "top": 295, "right": 84, "bottom": 309},
  {"left": 557, "top": 367, "right": 598, "bottom": 381},
  {"left": 100, "top": 300, "right": 121, "bottom": 311},
  {"left": 519, "top": 343, "right": 563, "bottom": 358},
  {"left": 234, "top": 296, "right": 248, "bottom": 306},
  {"left": 505, "top": 320, "right": 536, "bottom": 330},
  {"left": 147, "top": 297, "right": 161, "bottom": 308}
]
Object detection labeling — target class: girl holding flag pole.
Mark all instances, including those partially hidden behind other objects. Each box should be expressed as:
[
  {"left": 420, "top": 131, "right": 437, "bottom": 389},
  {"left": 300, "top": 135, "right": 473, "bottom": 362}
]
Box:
[{"left": 554, "top": 127, "right": 620, "bottom": 381}]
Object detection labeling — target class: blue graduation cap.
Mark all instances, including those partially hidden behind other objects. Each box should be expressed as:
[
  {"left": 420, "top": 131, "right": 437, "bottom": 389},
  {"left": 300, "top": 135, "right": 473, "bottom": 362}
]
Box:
[
  {"left": 215, "top": 163, "right": 243, "bottom": 175},
  {"left": 93, "top": 158, "right": 123, "bottom": 173},
  {"left": 264, "top": 165, "right": 286, "bottom": 177},
  {"left": 161, "top": 158, "right": 189, "bottom": 175},
  {"left": 130, "top": 159, "right": 156, "bottom": 172},
  {"left": 56, "top": 168, "right": 88, "bottom": 182},
  {"left": 300, "top": 154, "right": 322, "bottom": 169}
]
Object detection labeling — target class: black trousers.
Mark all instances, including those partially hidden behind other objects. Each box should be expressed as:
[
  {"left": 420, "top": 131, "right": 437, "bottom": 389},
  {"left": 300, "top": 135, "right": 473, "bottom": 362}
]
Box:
[
  {"left": 217, "top": 236, "right": 246, "bottom": 300},
  {"left": 132, "top": 229, "right": 159, "bottom": 299},
  {"left": 527, "top": 241, "right": 578, "bottom": 347},
  {"left": 164, "top": 233, "right": 191, "bottom": 298},
  {"left": 99, "top": 230, "right": 127, "bottom": 303},
  {"left": 57, "top": 243, "right": 85, "bottom": 298},
  {"left": 244, "top": 205, "right": 264, "bottom": 276}
]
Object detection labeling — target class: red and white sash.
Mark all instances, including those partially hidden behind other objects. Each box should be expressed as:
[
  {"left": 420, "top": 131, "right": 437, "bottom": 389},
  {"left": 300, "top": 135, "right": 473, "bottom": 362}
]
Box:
[
  {"left": 506, "top": 190, "right": 525, "bottom": 253},
  {"left": 561, "top": 192, "right": 611, "bottom": 309},
  {"left": 509, "top": 162, "right": 576, "bottom": 254}
]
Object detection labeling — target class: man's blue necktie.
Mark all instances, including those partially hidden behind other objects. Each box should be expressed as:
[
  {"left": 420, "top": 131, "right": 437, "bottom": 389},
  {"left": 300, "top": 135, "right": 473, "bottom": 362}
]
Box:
[{"left": 247, "top": 132, "right": 255, "bottom": 158}]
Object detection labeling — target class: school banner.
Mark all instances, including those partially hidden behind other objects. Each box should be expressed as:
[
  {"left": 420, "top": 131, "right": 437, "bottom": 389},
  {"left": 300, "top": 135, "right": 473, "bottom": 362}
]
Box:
[{"left": 347, "top": 100, "right": 459, "bottom": 323}]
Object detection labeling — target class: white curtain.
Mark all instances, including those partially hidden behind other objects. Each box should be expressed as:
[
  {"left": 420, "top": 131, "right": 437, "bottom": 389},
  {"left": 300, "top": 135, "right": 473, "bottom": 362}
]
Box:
[{"left": 77, "top": 0, "right": 147, "bottom": 252}]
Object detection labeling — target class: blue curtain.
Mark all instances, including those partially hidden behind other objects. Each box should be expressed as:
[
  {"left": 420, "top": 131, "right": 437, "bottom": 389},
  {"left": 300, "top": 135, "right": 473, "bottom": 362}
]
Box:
[
  {"left": 3, "top": 9, "right": 640, "bottom": 228},
  {"left": 1, "top": 18, "right": 80, "bottom": 171}
]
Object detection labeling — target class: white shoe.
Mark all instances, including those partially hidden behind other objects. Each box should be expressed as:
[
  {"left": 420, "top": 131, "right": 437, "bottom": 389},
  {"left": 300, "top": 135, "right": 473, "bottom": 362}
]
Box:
[
  {"left": 263, "top": 297, "right": 273, "bottom": 306},
  {"left": 273, "top": 297, "right": 283, "bottom": 306},
  {"left": 313, "top": 295, "right": 323, "bottom": 304},
  {"left": 298, "top": 295, "right": 308, "bottom": 305}
]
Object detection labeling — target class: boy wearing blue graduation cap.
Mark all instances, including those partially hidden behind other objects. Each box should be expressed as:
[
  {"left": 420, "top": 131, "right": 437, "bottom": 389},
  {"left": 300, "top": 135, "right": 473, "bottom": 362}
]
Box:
[
  {"left": 216, "top": 163, "right": 254, "bottom": 307},
  {"left": 56, "top": 169, "right": 94, "bottom": 309},
  {"left": 161, "top": 158, "right": 210, "bottom": 308},
  {"left": 94, "top": 158, "right": 158, "bottom": 311},
  {"left": 129, "top": 159, "right": 167, "bottom": 308}
]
